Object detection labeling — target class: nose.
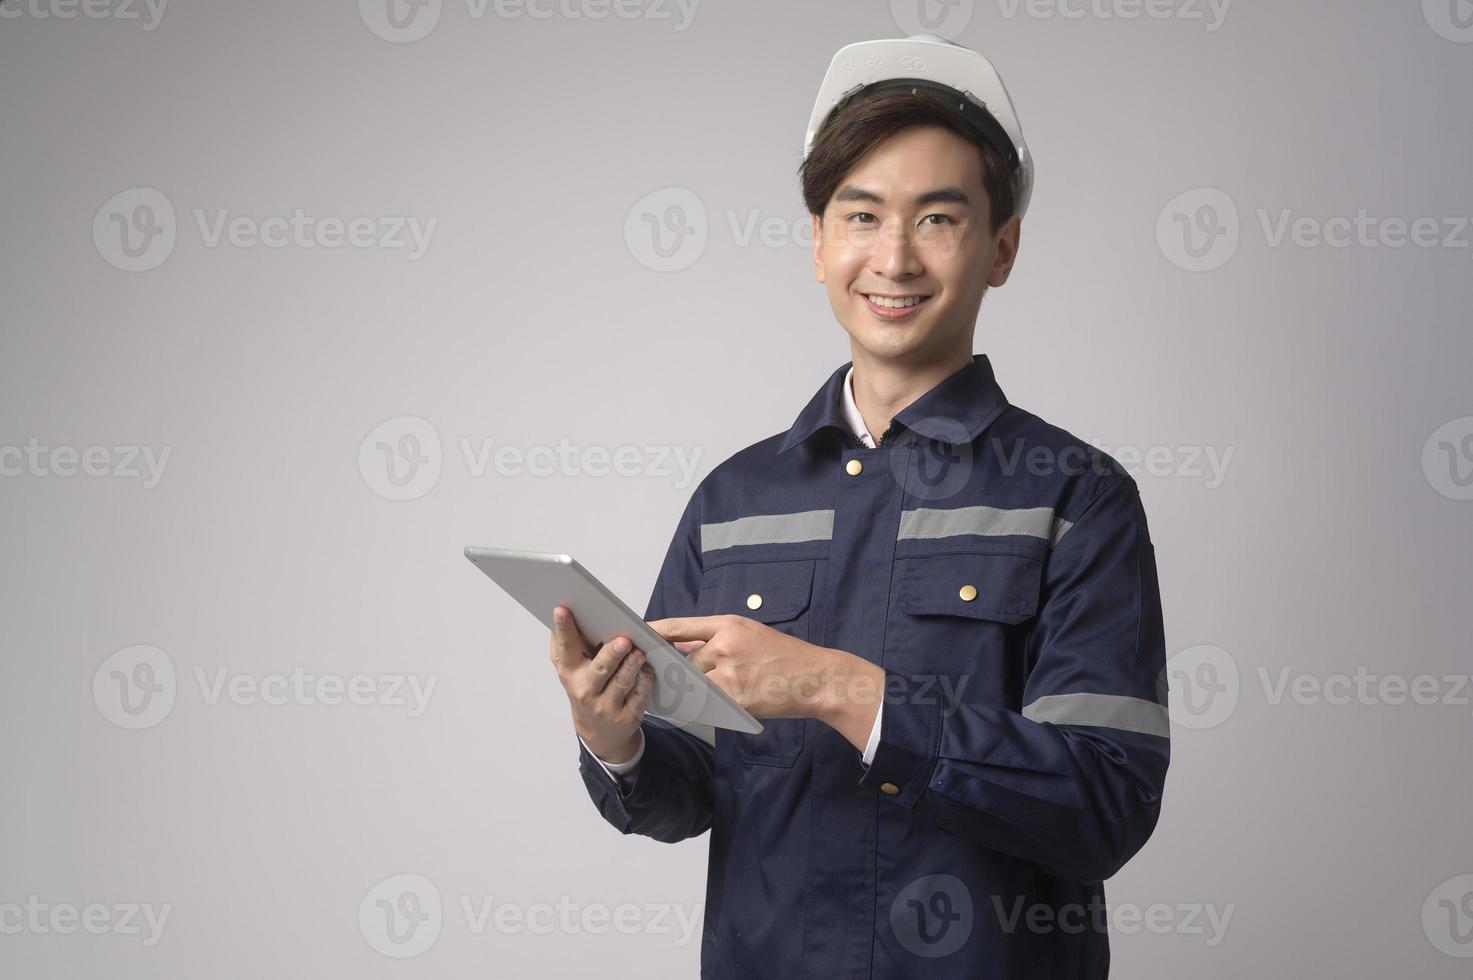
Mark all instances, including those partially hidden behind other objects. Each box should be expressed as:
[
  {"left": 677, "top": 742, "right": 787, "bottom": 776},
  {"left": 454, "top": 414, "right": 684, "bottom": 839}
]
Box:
[{"left": 867, "top": 217, "right": 924, "bottom": 283}]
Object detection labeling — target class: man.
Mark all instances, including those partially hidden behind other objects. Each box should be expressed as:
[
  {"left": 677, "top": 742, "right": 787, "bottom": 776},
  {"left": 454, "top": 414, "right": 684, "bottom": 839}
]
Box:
[{"left": 548, "top": 34, "right": 1168, "bottom": 979}]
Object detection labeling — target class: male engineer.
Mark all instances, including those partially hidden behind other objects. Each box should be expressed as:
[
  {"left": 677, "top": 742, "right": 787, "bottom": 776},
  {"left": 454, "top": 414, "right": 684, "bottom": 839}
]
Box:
[{"left": 547, "top": 34, "right": 1169, "bottom": 979}]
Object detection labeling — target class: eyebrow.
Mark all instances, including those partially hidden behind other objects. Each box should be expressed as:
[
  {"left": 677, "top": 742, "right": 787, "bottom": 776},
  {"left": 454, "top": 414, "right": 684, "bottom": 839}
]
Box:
[{"left": 832, "top": 185, "right": 972, "bottom": 208}]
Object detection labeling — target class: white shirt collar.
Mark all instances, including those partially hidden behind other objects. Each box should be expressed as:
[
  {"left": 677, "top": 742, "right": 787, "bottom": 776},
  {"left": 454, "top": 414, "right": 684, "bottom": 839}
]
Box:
[{"left": 841, "top": 364, "right": 877, "bottom": 448}]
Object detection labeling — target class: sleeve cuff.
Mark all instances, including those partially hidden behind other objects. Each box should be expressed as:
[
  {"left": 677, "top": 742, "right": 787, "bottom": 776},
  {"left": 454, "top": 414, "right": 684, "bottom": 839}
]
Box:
[
  {"left": 855, "top": 668, "right": 942, "bottom": 808},
  {"left": 860, "top": 700, "right": 883, "bottom": 767},
  {"left": 579, "top": 728, "right": 646, "bottom": 783}
]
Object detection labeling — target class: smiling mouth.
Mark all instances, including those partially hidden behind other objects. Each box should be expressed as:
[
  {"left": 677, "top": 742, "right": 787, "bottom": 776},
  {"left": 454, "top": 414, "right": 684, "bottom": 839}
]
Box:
[{"left": 861, "top": 292, "right": 934, "bottom": 317}]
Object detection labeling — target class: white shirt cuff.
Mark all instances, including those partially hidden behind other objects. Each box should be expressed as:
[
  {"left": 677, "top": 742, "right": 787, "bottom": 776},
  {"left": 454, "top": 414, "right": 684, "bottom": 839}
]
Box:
[
  {"left": 860, "top": 700, "right": 883, "bottom": 767},
  {"left": 580, "top": 727, "right": 645, "bottom": 782}
]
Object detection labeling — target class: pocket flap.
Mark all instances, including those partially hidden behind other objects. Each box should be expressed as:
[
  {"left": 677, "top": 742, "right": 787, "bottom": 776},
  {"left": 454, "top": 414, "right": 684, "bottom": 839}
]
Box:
[
  {"left": 899, "top": 552, "right": 1041, "bottom": 624},
  {"left": 702, "top": 559, "right": 816, "bottom": 624}
]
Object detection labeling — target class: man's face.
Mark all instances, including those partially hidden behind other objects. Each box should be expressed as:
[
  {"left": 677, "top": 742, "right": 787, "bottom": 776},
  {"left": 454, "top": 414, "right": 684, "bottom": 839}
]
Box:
[{"left": 812, "top": 124, "right": 1020, "bottom": 365}]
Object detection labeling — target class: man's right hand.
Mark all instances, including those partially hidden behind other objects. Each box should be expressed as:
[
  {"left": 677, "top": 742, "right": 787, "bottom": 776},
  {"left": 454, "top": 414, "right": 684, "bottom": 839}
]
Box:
[{"left": 548, "top": 605, "right": 654, "bottom": 764}]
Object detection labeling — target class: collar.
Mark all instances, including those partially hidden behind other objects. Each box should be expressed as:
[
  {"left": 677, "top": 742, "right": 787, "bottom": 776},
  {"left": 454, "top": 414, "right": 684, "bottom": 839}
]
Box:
[
  {"left": 777, "top": 353, "right": 1010, "bottom": 455},
  {"left": 840, "top": 365, "right": 877, "bottom": 448}
]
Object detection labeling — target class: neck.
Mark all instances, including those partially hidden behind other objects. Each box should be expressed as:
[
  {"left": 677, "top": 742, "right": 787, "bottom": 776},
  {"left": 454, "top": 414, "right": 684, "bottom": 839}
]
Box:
[{"left": 849, "top": 346, "right": 974, "bottom": 445}]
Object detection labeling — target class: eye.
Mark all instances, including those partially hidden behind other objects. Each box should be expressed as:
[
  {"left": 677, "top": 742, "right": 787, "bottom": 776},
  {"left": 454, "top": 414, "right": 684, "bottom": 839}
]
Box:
[
  {"left": 921, "top": 213, "right": 957, "bottom": 226},
  {"left": 847, "top": 212, "right": 878, "bottom": 224}
]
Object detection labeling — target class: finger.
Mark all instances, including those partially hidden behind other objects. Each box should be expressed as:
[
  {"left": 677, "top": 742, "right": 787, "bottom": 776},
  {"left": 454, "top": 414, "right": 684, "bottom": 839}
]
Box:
[
  {"left": 688, "top": 644, "right": 717, "bottom": 675},
  {"left": 624, "top": 665, "right": 655, "bottom": 716},
  {"left": 551, "top": 606, "right": 590, "bottom": 672},
  {"left": 673, "top": 639, "right": 705, "bottom": 655},
  {"left": 597, "top": 643, "right": 646, "bottom": 707},
  {"left": 647, "top": 616, "right": 721, "bottom": 643},
  {"left": 579, "top": 634, "right": 634, "bottom": 699}
]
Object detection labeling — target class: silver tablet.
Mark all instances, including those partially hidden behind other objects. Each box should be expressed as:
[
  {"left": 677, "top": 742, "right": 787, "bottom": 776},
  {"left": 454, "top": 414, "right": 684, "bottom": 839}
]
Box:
[{"left": 464, "top": 546, "right": 763, "bottom": 744}]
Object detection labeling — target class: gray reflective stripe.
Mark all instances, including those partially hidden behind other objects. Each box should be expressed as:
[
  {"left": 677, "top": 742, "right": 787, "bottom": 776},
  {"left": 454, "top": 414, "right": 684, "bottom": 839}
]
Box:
[
  {"left": 1049, "top": 516, "right": 1074, "bottom": 547},
  {"left": 1022, "top": 693, "right": 1170, "bottom": 738},
  {"left": 700, "top": 509, "right": 834, "bottom": 553},
  {"left": 897, "top": 505, "right": 1059, "bottom": 544}
]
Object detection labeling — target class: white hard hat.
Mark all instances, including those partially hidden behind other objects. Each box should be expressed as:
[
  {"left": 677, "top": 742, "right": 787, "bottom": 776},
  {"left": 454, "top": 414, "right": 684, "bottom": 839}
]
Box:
[{"left": 803, "top": 34, "right": 1035, "bottom": 220}]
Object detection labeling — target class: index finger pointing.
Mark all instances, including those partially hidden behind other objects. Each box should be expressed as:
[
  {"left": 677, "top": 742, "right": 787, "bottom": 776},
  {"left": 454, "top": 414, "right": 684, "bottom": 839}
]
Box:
[{"left": 646, "top": 616, "right": 721, "bottom": 643}]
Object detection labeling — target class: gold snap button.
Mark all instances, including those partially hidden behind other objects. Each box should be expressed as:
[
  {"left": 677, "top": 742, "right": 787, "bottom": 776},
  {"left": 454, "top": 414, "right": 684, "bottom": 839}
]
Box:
[
  {"left": 845, "top": 459, "right": 863, "bottom": 476},
  {"left": 879, "top": 782, "right": 900, "bottom": 795},
  {"left": 746, "top": 593, "right": 763, "bottom": 610},
  {"left": 959, "top": 584, "right": 977, "bottom": 602}
]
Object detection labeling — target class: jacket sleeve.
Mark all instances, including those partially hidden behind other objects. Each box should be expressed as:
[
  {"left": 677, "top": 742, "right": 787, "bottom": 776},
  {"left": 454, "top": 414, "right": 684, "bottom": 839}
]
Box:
[
  {"left": 576, "top": 486, "right": 717, "bottom": 843},
  {"left": 857, "top": 476, "right": 1170, "bottom": 883}
]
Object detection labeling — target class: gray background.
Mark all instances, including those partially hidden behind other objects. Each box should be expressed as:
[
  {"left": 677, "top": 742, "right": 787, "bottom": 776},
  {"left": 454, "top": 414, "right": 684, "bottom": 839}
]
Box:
[{"left": 3, "top": 0, "right": 1471, "bottom": 976}]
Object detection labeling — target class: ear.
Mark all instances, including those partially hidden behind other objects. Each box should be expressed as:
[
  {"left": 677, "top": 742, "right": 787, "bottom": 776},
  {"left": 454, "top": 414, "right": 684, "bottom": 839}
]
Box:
[
  {"left": 987, "top": 215, "right": 1022, "bottom": 288},
  {"left": 811, "top": 213, "right": 825, "bottom": 283}
]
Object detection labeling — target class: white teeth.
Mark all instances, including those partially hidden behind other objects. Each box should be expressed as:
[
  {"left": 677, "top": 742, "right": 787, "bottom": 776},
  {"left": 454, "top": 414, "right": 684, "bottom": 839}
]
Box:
[{"left": 865, "top": 294, "right": 925, "bottom": 309}]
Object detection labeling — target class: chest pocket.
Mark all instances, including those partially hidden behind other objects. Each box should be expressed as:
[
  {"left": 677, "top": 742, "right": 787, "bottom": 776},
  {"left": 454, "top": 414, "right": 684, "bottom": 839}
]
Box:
[
  {"left": 892, "top": 551, "right": 1043, "bottom": 706},
  {"left": 897, "top": 551, "right": 1042, "bottom": 623},
  {"left": 697, "top": 558, "right": 815, "bottom": 767}
]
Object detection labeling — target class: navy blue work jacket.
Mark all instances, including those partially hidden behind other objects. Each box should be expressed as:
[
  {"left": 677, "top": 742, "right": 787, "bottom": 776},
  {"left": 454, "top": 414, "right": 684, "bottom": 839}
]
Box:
[{"left": 577, "top": 353, "right": 1169, "bottom": 979}]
